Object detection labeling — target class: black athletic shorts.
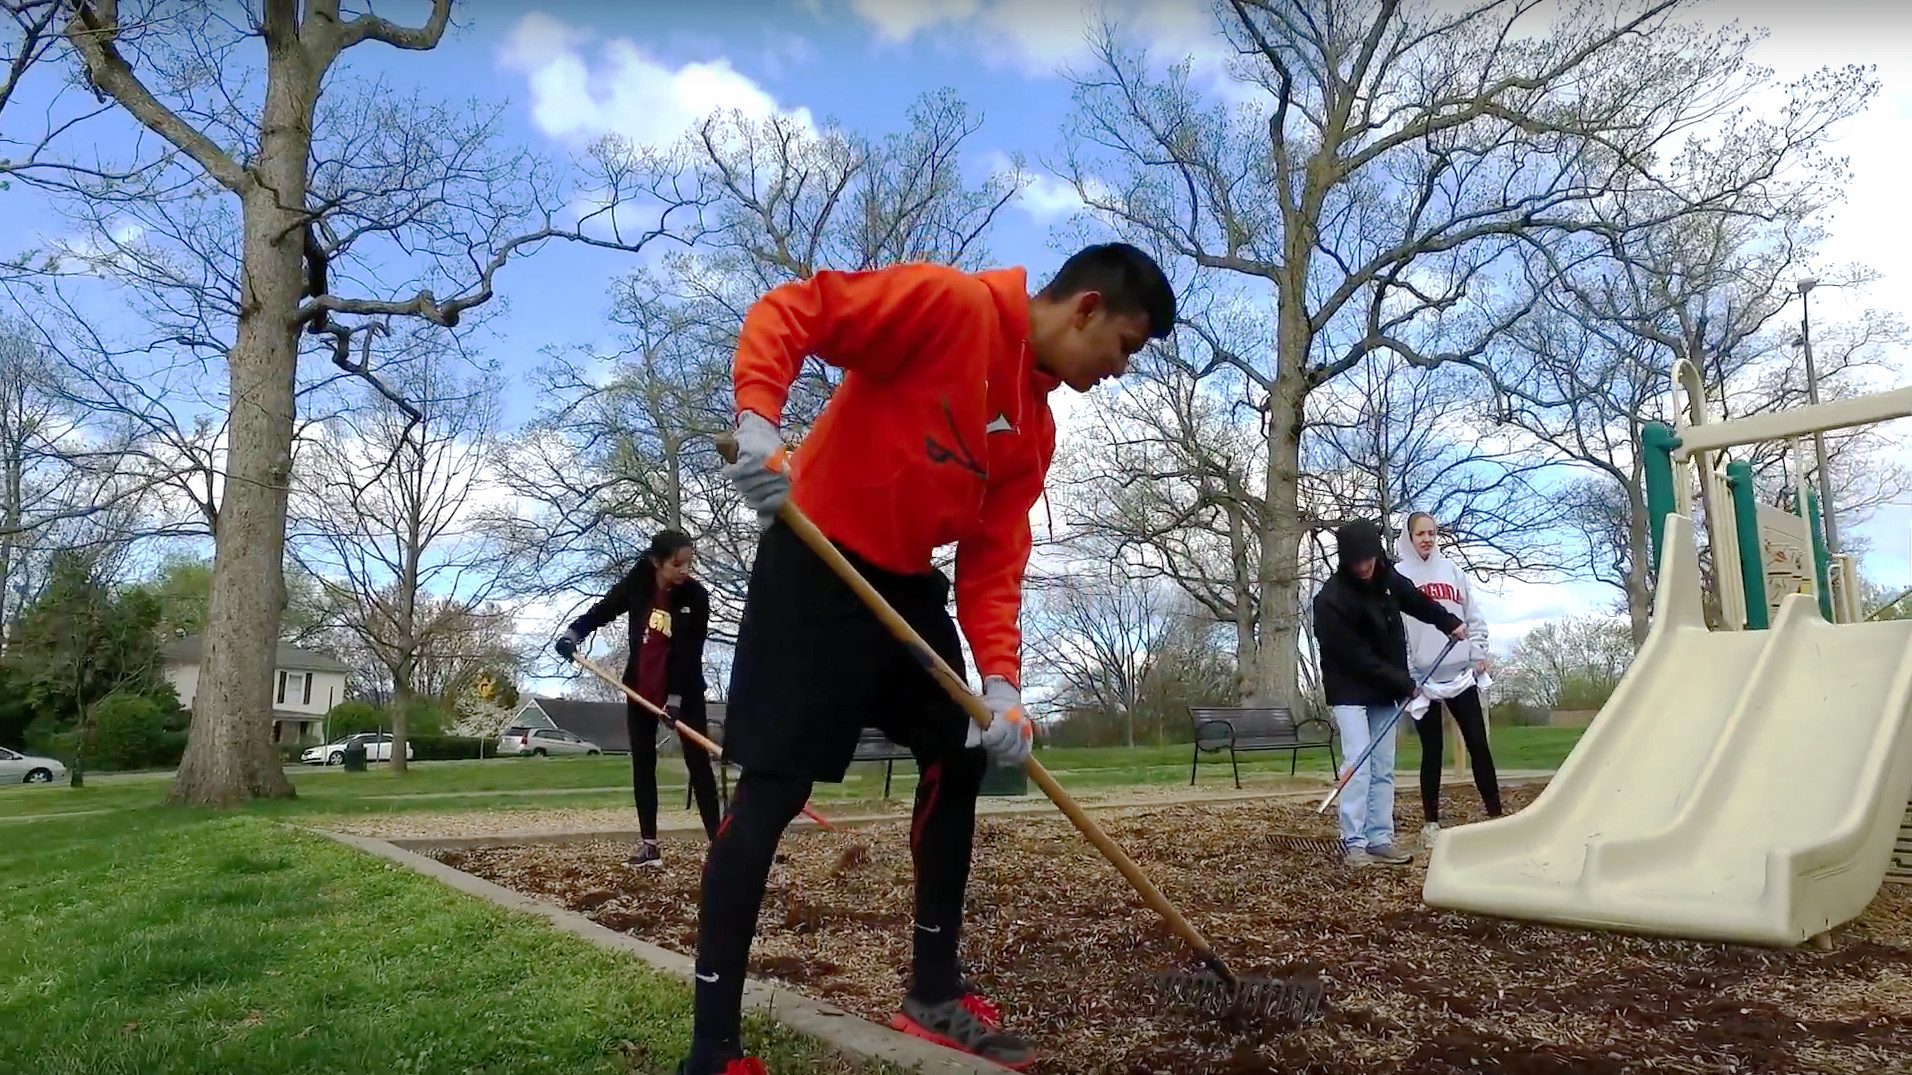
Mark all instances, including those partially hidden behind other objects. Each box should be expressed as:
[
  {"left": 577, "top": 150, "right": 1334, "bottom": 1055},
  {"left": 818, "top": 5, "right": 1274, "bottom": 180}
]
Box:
[{"left": 722, "top": 518, "right": 971, "bottom": 783}]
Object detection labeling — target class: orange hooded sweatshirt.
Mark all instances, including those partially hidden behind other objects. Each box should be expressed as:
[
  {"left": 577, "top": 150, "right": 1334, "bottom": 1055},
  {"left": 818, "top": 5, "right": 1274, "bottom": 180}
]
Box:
[{"left": 733, "top": 262, "right": 1056, "bottom": 688}]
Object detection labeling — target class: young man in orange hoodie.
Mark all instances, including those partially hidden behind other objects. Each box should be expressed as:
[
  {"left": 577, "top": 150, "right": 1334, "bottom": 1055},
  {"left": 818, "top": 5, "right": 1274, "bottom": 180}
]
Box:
[{"left": 680, "top": 243, "right": 1176, "bottom": 1075}]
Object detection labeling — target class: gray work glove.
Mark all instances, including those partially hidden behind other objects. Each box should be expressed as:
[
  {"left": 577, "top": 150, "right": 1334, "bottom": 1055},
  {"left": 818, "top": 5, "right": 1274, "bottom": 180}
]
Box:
[
  {"left": 964, "top": 676, "right": 1034, "bottom": 767},
  {"left": 553, "top": 628, "right": 582, "bottom": 660},
  {"left": 721, "top": 410, "right": 791, "bottom": 527}
]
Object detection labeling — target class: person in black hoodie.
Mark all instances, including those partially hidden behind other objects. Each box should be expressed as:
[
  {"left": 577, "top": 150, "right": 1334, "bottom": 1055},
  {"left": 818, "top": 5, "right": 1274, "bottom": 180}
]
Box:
[
  {"left": 555, "top": 530, "right": 721, "bottom": 867},
  {"left": 1312, "top": 519, "right": 1466, "bottom": 868}
]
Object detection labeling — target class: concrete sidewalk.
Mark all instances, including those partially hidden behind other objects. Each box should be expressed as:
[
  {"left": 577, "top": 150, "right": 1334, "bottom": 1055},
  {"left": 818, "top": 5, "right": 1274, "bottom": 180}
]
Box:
[{"left": 366, "top": 770, "right": 1557, "bottom": 850}]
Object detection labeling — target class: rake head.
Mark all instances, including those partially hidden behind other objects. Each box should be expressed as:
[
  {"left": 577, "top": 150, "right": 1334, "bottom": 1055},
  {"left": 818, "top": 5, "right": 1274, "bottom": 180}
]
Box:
[
  {"left": 1154, "top": 967, "right": 1328, "bottom": 1027},
  {"left": 1265, "top": 832, "right": 1341, "bottom": 855}
]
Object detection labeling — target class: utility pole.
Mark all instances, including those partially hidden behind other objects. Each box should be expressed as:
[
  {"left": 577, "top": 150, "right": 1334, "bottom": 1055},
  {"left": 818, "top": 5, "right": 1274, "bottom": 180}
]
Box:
[{"left": 1796, "top": 278, "right": 1841, "bottom": 555}]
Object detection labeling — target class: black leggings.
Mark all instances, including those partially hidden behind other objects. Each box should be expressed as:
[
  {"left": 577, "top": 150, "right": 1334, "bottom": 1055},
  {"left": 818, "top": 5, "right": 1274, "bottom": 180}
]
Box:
[
  {"left": 1415, "top": 687, "right": 1501, "bottom": 822},
  {"left": 689, "top": 749, "right": 987, "bottom": 1058},
  {"left": 626, "top": 700, "right": 722, "bottom": 841}
]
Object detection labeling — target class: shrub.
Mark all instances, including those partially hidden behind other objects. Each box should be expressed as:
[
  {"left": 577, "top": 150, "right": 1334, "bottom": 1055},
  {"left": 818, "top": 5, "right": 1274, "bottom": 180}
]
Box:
[
  {"left": 407, "top": 734, "right": 488, "bottom": 761},
  {"left": 24, "top": 713, "right": 71, "bottom": 758},
  {"left": 87, "top": 692, "right": 168, "bottom": 770},
  {"left": 153, "top": 731, "right": 189, "bottom": 768},
  {"left": 324, "top": 700, "right": 385, "bottom": 737},
  {"left": 403, "top": 701, "right": 448, "bottom": 738}
]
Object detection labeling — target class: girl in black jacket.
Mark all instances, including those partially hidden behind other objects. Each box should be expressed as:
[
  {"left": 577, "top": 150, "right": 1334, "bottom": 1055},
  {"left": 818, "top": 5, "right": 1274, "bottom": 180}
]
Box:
[{"left": 556, "top": 530, "right": 722, "bottom": 867}]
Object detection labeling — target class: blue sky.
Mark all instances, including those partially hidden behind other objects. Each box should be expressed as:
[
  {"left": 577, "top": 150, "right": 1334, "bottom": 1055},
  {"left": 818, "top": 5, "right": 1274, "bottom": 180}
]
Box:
[{"left": 5, "top": 0, "right": 1912, "bottom": 661}]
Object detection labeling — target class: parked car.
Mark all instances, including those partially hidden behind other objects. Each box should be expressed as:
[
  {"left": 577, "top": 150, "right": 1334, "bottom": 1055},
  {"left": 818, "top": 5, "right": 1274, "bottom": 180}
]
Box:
[
  {"left": 0, "top": 746, "right": 66, "bottom": 784},
  {"left": 301, "top": 732, "right": 415, "bottom": 766},
  {"left": 498, "top": 727, "right": 601, "bottom": 757}
]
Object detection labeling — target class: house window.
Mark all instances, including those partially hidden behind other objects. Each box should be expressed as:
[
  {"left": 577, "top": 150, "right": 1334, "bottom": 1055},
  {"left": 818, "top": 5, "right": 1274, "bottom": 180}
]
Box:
[
  {"left": 303, "top": 674, "right": 313, "bottom": 706},
  {"left": 277, "top": 671, "right": 307, "bottom": 705}
]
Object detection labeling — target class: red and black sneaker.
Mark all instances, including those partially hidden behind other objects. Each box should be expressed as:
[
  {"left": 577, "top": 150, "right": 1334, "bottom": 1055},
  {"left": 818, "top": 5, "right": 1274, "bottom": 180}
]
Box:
[
  {"left": 891, "top": 992, "right": 1035, "bottom": 1070},
  {"left": 674, "top": 1055, "right": 766, "bottom": 1075}
]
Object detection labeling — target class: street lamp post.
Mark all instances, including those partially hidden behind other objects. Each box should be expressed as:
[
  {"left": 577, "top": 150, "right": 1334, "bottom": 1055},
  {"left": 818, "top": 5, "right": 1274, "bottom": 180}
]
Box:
[{"left": 1796, "top": 278, "right": 1840, "bottom": 556}]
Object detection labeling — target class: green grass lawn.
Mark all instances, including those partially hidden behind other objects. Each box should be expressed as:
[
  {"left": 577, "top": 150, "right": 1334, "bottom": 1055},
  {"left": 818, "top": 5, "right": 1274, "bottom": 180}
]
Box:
[
  {"left": 0, "top": 727, "right": 1584, "bottom": 1072},
  {"left": 0, "top": 725, "right": 1585, "bottom": 822},
  {"left": 0, "top": 810, "right": 902, "bottom": 1075}
]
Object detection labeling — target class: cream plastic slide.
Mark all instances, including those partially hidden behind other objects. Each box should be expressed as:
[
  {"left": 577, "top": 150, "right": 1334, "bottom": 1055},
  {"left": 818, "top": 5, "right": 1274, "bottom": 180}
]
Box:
[{"left": 1422, "top": 513, "right": 1912, "bottom": 947}]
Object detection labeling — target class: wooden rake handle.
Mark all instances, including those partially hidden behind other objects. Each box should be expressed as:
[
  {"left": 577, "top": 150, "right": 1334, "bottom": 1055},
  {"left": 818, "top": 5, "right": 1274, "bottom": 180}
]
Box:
[
  {"left": 716, "top": 433, "right": 1230, "bottom": 980},
  {"left": 569, "top": 650, "right": 834, "bottom": 831}
]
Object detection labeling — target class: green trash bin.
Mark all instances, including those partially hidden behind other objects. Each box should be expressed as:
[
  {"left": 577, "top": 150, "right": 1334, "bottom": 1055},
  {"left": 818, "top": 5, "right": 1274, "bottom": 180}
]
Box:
[
  {"left": 978, "top": 755, "right": 1028, "bottom": 797},
  {"left": 342, "top": 739, "right": 368, "bottom": 773}
]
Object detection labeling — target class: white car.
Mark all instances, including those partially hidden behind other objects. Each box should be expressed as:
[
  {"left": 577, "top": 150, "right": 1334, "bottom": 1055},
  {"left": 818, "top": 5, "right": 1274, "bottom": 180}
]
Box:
[
  {"left": 301, "top": 732, "right": 416, "bottom": 766},
  {"left": 0, "top": 747, "right": 66, "bottom": 784},
  {"left": 497, "top": 727, "right": 601, "bottom": 757}
]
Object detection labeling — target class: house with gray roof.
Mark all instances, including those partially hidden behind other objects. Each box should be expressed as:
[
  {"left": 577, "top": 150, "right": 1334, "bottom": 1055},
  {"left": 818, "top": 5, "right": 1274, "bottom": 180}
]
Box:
[{"left": 160, "top": 636, "right": 353, "bottom": 747}]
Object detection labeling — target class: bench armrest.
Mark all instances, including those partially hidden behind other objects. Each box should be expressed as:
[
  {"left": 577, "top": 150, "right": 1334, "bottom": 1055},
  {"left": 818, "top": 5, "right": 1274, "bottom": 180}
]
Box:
[
  {"left": 1294, "top": 713, "right": 1333, "bottom": 735},
  {"left": 1193, "top": 718, "right": 1236, "bottom": 749}
]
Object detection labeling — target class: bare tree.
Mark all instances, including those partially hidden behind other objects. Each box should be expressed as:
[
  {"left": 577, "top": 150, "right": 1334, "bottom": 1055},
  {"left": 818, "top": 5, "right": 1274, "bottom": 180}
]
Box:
[
  {"left": 1051, "top": 325, "right": 1559, "bottom": 702},
  {"left": 0, "top": 316, "right": 190, "bottom": 628},
  {"left": 289, "top": 351, "right": 518, "bottom": 774},
  {"left": 501, "top": 90, "right": 1029, "bottom": 673},
  {"left": 1498, "top": 615, "right": 1636, "bottom": 710},
  {"left": 1028, "top": 566, "right": 1175, "bottom": 748},
  {"left": 8, "top": 2, "right": 704, "bottom": 804},
  {"left": 1049, "top": 0, "right": 1874, "bottom": 705}
]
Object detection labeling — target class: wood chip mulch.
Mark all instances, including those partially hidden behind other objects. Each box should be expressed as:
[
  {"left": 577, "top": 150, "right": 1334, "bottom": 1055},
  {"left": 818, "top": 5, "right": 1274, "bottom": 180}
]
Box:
[{"left": 437, "top": 784, "right": 1912, "bottom": 1073}]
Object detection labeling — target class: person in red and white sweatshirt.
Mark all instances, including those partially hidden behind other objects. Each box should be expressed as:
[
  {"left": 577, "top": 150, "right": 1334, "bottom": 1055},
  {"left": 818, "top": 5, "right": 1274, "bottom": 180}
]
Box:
[{"left": 1393, "top": 511, "right": 1501, "bottom": 849}]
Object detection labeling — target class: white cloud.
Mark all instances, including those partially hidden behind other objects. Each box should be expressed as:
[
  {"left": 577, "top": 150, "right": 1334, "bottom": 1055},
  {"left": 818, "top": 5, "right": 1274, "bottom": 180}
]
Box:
[
  {"left": 496, "top": 13, "right": 815, "bottom": 150},
  {"left": 984, "top": 150, "right": 1114, "bottom": 225},
  {"left": 853, "top": 0, "right": 981, "bottom": 42},
  {"left": 1019, "top": 173, "right": 1092, "bottom": 220},
  {"left": 850, "top": 0, "right": 1228, "bottom": 80}
]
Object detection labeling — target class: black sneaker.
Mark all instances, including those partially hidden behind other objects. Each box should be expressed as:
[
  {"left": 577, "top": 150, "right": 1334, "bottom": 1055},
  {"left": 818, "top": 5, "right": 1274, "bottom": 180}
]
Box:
[
  {"left": 625, "top": 841, "right": 662, "bottom": 869},
  {"left": 891, "top": 992, "right": 1035, "bottom": 1070}
]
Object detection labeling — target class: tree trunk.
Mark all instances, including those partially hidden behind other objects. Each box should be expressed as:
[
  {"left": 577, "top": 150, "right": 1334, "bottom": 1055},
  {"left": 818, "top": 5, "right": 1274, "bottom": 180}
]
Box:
[
  {"left": 69, "top": 698, "right": 88, "bottom": 788},
  {"left": 391, "top": 459, "right": 423, "bottom": 774},
  {"left": 665, "top": 432, "right": 683, "bottom": 531},
  {"left": 1248, "top": 319, "right": 1310, "bottom": 709},
  {"left": 1227, "top": 503, "right": 1256, "bottom": 700},
  {"left": 1624, "top": 479, "right": 1653, "bottom": 645},
  {"left": 168, "top": 46, "right": 312, "bottom": 806},
  {"left": 0, "top": 435, "right": 19, "bottom": 654}
]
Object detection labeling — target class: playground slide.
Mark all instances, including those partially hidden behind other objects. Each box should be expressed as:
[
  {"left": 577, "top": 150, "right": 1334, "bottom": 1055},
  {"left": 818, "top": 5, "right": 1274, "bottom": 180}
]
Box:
[{"left": 1422, "top": 514, "right": 1912, "bottom": 947}]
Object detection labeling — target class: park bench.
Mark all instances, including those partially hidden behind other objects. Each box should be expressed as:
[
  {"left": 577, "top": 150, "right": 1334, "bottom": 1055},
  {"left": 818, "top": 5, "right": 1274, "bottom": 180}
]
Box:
[
  {"left": 851, "top": 727, "right": 914, "bottom": 798},
  {"left": 680, "top": 710, "right": 916, "bottom": 808},
  {"left": 1189, "top": 706, "right": 1339, "bottom": 789}
]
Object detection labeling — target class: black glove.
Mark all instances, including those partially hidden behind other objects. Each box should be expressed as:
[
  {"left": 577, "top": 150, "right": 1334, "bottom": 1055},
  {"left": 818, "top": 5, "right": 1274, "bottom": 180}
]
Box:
[
  {"left": 554, "top": 628, "right": 582, "bottom": 660},
  {"left": 664, "top": 694, "right": 682, "bottom": 723}
]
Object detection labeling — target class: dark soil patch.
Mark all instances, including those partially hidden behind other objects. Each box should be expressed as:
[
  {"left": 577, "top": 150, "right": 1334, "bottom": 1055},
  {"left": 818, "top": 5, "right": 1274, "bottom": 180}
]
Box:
[{"left": 438, "top": 784, "right": 1912, "bottom": 1073}]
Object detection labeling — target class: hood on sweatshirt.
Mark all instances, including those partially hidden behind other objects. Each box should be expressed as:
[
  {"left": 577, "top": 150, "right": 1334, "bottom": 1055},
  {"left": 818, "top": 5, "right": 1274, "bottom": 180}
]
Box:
[
  {"left": 1334, "top": 519, "right": 1387, "bottom": 583},
  {"left": 1390, "top": 509, "right": 1488, "bottom": 676},
  {"left": 1394, "top": 516, "right": 1445, "bottom": 570}
]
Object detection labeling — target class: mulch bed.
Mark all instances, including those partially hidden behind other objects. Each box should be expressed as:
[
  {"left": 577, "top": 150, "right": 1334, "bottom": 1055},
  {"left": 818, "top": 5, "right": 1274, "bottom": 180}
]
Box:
[{"left": 437, "top": 784, "right": 1912, "bottom": 1073}]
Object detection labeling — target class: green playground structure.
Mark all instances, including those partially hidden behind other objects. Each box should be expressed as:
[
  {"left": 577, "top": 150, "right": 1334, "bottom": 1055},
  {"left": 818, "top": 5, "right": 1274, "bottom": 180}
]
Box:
[{"left": 1642, "top": 358, "right": 1868, "bottom": 628}]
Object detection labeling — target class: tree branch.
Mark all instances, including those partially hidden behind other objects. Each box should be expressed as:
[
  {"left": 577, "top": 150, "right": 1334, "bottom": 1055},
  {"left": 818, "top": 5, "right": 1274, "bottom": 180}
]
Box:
[{"left": 63, "top": 1, "right": 250, "bottom": 193}]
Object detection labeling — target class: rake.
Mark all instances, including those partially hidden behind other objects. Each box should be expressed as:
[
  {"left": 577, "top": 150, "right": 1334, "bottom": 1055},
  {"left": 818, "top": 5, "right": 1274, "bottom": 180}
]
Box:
[
  {"left": 1265, "top": 833, "right": 1342, "bottom": 855},
  {"left": 568, "top": 651, "right": 835, "bottom": 831},
  {"left": 718, "top": 434, "right": 1325, "bottom": 1027}
]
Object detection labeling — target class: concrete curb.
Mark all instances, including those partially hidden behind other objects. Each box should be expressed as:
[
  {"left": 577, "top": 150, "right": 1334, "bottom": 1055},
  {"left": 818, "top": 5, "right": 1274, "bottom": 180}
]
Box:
[{"left": 307, "top": 827, "right": 1004, "bottom": 1075}]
